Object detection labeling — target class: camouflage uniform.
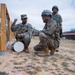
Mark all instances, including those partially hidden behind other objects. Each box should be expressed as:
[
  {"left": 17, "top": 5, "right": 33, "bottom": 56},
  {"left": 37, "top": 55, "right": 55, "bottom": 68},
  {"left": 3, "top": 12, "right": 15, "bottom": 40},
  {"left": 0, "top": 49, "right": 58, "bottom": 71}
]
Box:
[
  {"left": 52, "top": 13, "right": 62, "bottom": 32},
  {"left": 52, "top": 5, "right": 62, "bottom": 37},
  {"left": 52, "top": 13, "right": 62, "bottom": 46},
  {"left": 51, "top": 6, "right": 62, "bottom": 49},
  {"left": 11, "top": 22, "right": 33, "bottom": 48},
  {"left": 34, "top": 19, "right": 59, "bottom": 51}
]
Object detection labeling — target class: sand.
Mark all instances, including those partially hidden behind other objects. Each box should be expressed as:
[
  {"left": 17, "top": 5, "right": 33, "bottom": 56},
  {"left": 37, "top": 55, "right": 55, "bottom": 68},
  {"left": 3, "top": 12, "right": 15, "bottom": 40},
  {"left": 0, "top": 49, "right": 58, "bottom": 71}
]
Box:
[{"left": 0, "top": 37, "right": 75, "bottom": 75}]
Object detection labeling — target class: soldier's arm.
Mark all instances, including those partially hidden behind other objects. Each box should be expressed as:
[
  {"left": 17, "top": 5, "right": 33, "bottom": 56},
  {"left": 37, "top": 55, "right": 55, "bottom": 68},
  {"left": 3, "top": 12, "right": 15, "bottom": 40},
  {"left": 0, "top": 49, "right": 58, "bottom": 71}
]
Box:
[
  {"left": 11, "top": 22, "right": 19, "bottom": 32},
  {"left": 59, "top": 15, "right": 62, "bottom": 24},
  {"left": 59, "top": 15, "right": 62, "bottom": 29},
  {"left": 11, "top": 19, "right": 19, "bottom": 32}
]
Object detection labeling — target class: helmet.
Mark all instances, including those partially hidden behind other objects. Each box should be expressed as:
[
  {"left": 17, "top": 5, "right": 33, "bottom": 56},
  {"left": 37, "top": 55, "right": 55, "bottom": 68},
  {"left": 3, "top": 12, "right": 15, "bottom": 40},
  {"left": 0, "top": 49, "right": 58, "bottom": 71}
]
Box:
[
  {"left": 41, "top": 9, "right": 52, "bottom": 17},
  {"left": 52, "top": 6, "right": 59, "bottom": 11}
]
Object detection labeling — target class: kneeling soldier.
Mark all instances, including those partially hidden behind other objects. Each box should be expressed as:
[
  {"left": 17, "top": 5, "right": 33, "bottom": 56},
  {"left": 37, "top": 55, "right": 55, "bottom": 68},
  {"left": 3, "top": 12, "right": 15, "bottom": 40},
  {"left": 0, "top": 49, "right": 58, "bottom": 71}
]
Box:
[
  {"left": 34, "top": 10, "right": 59, "bottom": 56},
  {"left": 11, "top": 14, "right": 33, "bottom": 53}
]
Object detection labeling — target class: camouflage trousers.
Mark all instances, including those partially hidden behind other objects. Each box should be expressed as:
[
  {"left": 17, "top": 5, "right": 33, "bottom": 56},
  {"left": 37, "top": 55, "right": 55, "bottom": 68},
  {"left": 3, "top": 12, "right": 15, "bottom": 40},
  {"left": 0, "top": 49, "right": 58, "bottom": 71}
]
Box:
[
  {"left": 34, "top": 32, "right": 59, "bottom": 51},
  {"left": 12, "top": 34, "right": 31, "bottom": 49}
]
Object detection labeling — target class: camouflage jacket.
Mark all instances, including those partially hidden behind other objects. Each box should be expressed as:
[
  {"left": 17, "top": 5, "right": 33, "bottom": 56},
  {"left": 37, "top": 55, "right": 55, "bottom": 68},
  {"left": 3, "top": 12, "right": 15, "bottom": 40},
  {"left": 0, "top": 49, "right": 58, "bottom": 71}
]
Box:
[
  {"left": 11, "top": 22, "right": 33, "bottom": 37},
  {"left": 42, "top": 19, "right": 59, "bottom": 39}
]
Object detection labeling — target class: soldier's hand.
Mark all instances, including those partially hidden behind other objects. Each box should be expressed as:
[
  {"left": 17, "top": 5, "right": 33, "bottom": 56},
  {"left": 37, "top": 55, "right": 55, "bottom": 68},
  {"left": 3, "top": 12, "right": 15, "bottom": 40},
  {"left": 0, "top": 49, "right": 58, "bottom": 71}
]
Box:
[
  {"left": 14, "top": 19, "right": 17, "bottom": 23},
  {"left": 18, "top": 34, "right": 21, "bottom": 38},
  {"left": 16, "top": 34, "right": 21, "bottom": 38}
]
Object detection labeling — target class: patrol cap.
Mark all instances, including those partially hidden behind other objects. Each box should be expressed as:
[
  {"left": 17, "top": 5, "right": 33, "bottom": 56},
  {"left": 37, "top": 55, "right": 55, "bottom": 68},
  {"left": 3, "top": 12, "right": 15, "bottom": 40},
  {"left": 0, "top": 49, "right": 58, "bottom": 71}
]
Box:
[
  {"left": 41, "top": 9, "right": 52, "bottom": 17},
  {"left": 52, "top": 5, "right": 59, "bottom": 11},
  {"left": 21, "top": 14, "right": 27, "bottom": 19}
]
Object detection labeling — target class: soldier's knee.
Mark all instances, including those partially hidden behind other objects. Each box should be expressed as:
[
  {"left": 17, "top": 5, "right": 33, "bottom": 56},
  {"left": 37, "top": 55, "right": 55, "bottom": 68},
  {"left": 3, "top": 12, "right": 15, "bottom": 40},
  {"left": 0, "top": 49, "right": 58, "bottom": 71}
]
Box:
[
  {"left": 24, "top": 34, "right": 30, "bottom": 40},
  {"left": 34, "top": 46, "right": 37, "bottom": 51},
  {"left": 39, "top": 32, "right": 46, "bottom": 38},
  {"left": 39, "top": 32, "right": 46, "bottom": 41},
  {"left": 23, "top": 35, "right": 31, "bottom": 45}
]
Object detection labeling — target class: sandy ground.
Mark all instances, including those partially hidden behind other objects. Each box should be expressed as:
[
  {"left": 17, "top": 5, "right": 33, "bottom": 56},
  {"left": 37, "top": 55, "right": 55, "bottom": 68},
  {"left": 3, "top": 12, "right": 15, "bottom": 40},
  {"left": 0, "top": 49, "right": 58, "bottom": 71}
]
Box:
[{"left": 0, "top": 37, "right": 75, "bottom": 75}]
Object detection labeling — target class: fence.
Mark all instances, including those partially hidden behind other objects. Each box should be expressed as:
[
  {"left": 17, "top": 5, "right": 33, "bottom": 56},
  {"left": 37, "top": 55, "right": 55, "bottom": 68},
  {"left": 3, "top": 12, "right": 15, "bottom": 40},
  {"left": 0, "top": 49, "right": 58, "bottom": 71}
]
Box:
[{"left": 0, "top": 4, "right": 14, "bottom": 55}]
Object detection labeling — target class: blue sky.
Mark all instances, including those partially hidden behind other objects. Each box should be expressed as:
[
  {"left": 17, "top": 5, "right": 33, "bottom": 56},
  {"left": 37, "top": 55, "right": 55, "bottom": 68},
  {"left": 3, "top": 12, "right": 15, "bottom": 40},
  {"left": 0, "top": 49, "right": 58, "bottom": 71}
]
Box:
[{"left": 0, "top": 0, "right": 75, "bottom": 32}]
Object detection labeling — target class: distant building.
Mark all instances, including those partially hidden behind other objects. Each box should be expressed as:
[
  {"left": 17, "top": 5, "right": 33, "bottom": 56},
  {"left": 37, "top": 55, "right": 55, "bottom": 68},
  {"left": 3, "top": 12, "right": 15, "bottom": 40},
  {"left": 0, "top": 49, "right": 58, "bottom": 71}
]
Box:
[{"left": 62, "top": 32, "right": 75, "bottom": 40}]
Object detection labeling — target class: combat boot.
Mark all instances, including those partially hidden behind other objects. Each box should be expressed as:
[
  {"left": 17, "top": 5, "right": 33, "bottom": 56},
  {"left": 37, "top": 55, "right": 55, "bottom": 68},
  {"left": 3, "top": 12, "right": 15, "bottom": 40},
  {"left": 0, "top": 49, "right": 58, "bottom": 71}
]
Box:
[
  {"left": 24, "top": 46, "right": 29, "bottom": 53},
  {"left": 38, "top": 47, "right": 50, "bottom": 57},
  {"left": 50, "top": 48, "right": 55, "bottom": 55}
]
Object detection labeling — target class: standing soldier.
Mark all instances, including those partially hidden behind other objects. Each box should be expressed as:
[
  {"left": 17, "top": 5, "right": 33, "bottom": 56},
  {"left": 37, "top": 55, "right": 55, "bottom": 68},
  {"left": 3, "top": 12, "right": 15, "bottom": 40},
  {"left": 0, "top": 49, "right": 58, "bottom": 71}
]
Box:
[
  {"left": 52, "top": 6, "right": 62, "bottom": 51},
  {"left": 11, "top": 14, "right": 33, "bottom": 53},
  {"left": 52, "top": 5, "right": 62, "bottom": 37},
  {"left": 34, "top": 10, "right": 59, "bottom": 56}
]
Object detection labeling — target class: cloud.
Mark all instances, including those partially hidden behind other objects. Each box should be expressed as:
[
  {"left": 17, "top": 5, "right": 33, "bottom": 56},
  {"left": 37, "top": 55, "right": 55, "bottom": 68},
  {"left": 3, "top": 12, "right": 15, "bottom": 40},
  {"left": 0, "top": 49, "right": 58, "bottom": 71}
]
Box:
[{"left": 0, "top": 0, "right": 75, "bottom": 32}]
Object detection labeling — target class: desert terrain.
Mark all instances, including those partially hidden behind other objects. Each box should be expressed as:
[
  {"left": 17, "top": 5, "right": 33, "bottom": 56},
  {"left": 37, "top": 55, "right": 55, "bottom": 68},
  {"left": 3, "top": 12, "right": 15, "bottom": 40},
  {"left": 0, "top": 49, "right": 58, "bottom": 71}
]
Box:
[{"left": 0, "top": 37, "right": 75, "bottom": 75}]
